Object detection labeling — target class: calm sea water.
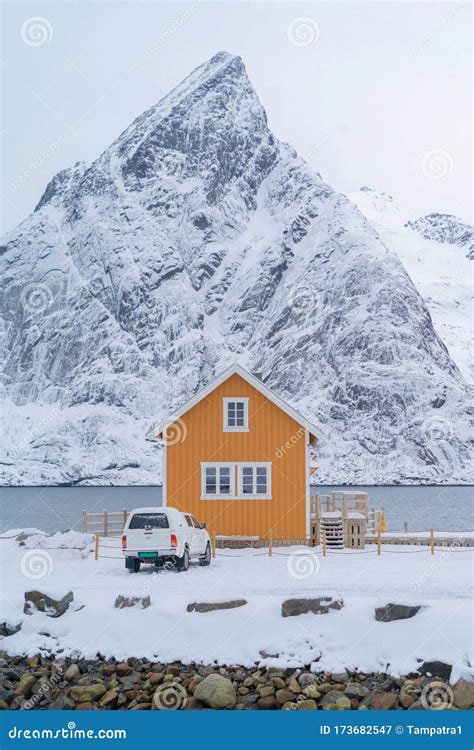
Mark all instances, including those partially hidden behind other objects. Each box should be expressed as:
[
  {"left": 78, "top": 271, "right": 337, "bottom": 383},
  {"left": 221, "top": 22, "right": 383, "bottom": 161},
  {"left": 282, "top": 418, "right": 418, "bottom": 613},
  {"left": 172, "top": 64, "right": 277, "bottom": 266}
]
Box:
[{"left": 0, "top": 485, "right": 472, "bottom": 534}]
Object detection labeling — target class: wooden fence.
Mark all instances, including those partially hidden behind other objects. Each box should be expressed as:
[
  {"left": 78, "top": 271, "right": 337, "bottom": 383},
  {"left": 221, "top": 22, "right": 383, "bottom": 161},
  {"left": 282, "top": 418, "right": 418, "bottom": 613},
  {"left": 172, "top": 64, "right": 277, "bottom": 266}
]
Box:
[{"left": 82, "top": 509, "right": 128, "bottom": 537}]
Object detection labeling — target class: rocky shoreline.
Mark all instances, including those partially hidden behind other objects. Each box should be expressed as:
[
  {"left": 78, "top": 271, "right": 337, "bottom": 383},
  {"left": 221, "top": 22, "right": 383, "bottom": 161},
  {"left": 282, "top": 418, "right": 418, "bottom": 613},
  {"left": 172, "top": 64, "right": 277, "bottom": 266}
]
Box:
[{"left": 0, "top": 654, "right": 472, "bottom": 711}]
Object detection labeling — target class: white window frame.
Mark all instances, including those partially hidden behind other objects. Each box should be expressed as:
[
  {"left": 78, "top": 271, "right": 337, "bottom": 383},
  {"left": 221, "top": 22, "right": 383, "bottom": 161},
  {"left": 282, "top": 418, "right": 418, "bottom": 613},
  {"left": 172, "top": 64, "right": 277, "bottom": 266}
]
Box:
[
  {"left": 236, "top": 462, "right": 272, "bottom": 500},
  {"left": 223, "top": 397, "right": 249, "bottom": 432},
  {"left": 201, "top": 462, "right": 235, "bottom": 500}
]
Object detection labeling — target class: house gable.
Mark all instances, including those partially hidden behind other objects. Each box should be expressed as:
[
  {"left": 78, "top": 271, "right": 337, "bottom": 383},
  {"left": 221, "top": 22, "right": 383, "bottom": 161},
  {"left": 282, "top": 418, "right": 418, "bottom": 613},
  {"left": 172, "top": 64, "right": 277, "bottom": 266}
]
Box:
[{"left": 150, "top": 364, "right": 320, "bottom": 444}]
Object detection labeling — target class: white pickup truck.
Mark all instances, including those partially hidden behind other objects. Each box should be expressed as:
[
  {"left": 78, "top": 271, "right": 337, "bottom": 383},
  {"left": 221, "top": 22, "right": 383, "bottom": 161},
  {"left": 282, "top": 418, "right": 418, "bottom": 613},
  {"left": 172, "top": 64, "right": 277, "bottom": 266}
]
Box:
[{"left": 121, "top": 507, "right": 211, "bottom": 573}]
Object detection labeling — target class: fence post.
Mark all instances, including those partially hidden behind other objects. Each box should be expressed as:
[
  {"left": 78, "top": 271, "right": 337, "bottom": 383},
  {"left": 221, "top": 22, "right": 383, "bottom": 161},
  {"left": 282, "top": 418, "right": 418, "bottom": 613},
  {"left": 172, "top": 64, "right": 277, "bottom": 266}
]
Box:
[
  {"left": 94, "top": 532, "right": 99, "bottom": 561},
  {"left": 404, "top": 521, "right": 408, "bottom": 533},
  {"left": 82, "top": 510, "right": 87, "bottom": 534},
  {"left": 211, "top": 533, "right": 216, "bottom": 559},
  {"left": 268, "top": 530, "right": 273, "bottom": 557},
  {"left": 430, "top": 528, "right": 435, "bottom": 555},
  {"left": 322, "top": 529, "right": 327, "bottom": 557},
  {"left": 377, "top": 521, "right": 382, "bottom": 556},
  {"left": 104, "top": 510, "right": 108, "bottom": 538}
]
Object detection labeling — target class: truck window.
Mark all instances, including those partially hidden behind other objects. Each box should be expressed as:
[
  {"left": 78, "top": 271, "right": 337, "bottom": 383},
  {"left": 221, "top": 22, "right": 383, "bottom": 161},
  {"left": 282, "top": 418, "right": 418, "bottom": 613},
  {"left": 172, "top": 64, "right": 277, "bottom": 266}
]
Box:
[
  {"left": 184, "top": 515, "right": 194, "bottom": 527},
  {"left": 190, "top": 516, "right": 200, "bottom": 528},
  {"left": 129, "top": 513, "right": 169, "bottom": 529}
]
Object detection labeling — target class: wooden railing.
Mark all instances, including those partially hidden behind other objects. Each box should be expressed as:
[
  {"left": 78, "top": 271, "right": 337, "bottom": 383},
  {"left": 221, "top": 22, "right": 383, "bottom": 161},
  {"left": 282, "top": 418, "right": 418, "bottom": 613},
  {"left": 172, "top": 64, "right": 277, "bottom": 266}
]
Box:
[{"left": 82, "top": 509, "right": 128, "bottom": 537}]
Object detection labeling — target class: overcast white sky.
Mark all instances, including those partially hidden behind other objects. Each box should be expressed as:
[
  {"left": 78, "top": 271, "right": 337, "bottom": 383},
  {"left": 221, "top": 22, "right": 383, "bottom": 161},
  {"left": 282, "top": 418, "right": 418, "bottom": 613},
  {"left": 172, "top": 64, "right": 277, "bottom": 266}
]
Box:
[{"left": 1, "top": 1, "right": 472, "bottom": 233}]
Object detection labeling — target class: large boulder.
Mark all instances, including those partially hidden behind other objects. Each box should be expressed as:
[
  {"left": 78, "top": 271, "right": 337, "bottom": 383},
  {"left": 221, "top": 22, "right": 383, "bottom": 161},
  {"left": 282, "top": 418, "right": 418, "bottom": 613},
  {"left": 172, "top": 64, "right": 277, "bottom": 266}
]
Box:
[
  {"left": 453, "top": 679, "right": 474, "bottom": 709},
  {"left": 193, "top": 674, "right": 236, "bottom": 709},
  {"left": 419, "top": 661, "right": 452, "bottom": 683},
  {"left": 187, "top": 600, "right": 247, "bottom": 613},
  {"left": 281, "top": 596, "right": 344, "bottom": 617},
  {"left": 0, "top": 622, "right": 21, "bottom": 637},
  {"left": 24, "top": 591, "right": 73, "bottom": 618},
  {"left": 374, "top": 603, "right": 421, "bottom": 622}
]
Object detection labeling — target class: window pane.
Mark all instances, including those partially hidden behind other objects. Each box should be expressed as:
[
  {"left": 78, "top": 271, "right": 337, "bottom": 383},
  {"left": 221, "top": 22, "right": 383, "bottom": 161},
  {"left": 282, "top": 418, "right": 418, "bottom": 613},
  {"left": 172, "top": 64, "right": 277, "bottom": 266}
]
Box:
[
  {"left": 219, "top": 467, "right": 231, "bottom": 494},
  {"left": 242, "top": 466, "right": 254, "bottom": 494},
  {"left": 256, "top": 467, "right": 267, "bottom": 493},
  {"left": 236, "top": 402, "right": 245, "bottom": 426},
  {"left": 205, "top": 467, "right": 217, "bottom": 494}
]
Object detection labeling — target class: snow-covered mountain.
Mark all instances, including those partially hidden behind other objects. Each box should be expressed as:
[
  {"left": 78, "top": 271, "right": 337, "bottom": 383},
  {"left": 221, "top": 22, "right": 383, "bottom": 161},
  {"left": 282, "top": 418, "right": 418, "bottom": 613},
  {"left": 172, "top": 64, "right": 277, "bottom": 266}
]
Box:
[
  {"left": 348, "top": 187, "right": 473, "bottom": 383},
  {"left": 1, "top": 52, "right": 472, "bottom": 485},
  {"left": 407, "top": 213, "right": 473, "bottom": 259}
]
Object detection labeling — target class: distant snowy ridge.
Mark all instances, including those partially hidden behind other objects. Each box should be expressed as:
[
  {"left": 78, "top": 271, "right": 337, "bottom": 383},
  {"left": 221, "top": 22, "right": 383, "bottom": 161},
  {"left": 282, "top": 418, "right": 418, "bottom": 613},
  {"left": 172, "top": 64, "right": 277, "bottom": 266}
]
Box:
[
  {"left": 348, "top": 187, "right": 473, "bottom": 383},
  {"left": 1, "top": 52, "right": 472, "bottom": 485},
  {"left": 406, "top": 213, "right": 474, "bottom": 260}
]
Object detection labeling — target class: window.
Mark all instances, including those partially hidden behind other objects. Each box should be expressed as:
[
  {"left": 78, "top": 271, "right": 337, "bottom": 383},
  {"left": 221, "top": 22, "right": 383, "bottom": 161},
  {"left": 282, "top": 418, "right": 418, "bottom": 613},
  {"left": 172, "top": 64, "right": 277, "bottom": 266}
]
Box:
[
  {"left": 201, "top": 463, "right": 271, "bottom": 500},
  {"left": 223, "top": 398, "right": 249, "bottom": 431},
  {"left": 237, "top": 464, "right": 271, "bottom": 499},
  {"left": 129, "top": 513, "right": 169, "bottom": 529},
  {"left": 201, "top": 464, "right": 234, "bottom": 498},
  {"left": 184, "top": 515, "right": 194, "bottom": 527}
]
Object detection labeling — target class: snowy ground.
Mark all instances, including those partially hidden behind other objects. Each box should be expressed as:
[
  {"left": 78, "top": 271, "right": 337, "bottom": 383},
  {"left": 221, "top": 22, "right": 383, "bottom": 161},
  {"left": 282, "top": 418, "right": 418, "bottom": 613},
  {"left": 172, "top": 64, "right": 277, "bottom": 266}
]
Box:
[{"left": 0, "top": 531, "right": 472, "bottom": 680}]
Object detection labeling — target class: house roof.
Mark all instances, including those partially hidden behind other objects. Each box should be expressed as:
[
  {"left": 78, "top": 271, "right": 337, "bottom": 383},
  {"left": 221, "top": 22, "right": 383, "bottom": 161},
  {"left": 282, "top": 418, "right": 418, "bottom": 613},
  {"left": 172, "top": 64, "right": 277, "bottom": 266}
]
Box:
[{"left": 147, "top": 364, "right": 322, "bottom": 442}]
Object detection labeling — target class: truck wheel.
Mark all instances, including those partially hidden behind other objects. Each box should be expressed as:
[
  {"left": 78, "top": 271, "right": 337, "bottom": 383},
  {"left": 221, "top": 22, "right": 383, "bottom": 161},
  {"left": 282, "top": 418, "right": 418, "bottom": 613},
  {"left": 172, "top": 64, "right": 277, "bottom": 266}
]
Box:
[
  {"left": 126, "top": 558, "right": 140, "bottom": 573},
  {"left": 199, "top": 543, "right": 211, "bottom": 566},
  {"left": 175, "top": 548, "right": 189, "bottom": 572}
]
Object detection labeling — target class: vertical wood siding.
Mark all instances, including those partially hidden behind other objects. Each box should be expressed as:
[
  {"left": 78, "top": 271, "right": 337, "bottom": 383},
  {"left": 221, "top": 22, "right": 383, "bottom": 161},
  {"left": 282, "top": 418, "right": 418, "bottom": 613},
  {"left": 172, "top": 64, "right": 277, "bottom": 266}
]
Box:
[{"left": 166, "top": 374, "right": 308, "bottom": 540}]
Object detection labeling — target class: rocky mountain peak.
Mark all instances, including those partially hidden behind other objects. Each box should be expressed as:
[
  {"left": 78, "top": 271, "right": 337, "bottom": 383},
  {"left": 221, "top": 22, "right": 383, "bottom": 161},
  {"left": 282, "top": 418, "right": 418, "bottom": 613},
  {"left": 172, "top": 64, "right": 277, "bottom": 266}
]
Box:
[
  {"left": 1, "top": 53, "right": 472, "bottom": 486},
  {"left": 406, "top": 213, "right": 473, "bottom": 259}
]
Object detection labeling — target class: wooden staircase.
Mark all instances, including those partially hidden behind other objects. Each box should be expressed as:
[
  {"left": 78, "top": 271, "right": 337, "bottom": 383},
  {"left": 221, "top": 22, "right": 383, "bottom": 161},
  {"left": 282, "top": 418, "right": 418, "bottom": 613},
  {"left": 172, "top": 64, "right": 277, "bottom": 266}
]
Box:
[{"left": 320, "top": 513, "right": 344, "bottom": 549}]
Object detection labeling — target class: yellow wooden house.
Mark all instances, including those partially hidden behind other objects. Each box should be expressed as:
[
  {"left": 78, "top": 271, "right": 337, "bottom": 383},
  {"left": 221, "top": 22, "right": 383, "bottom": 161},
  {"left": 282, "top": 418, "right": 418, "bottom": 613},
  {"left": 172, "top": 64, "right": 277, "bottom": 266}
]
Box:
[{"left": 149, "top": 365, "right": 321, "bottom": 542}]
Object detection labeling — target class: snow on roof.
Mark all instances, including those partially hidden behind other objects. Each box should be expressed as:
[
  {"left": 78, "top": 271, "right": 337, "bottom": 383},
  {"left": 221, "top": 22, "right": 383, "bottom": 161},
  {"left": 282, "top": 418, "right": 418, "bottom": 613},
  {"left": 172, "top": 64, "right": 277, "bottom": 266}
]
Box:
[{"left": 147, "top": 364, "right": 322, "bottom": 442}]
